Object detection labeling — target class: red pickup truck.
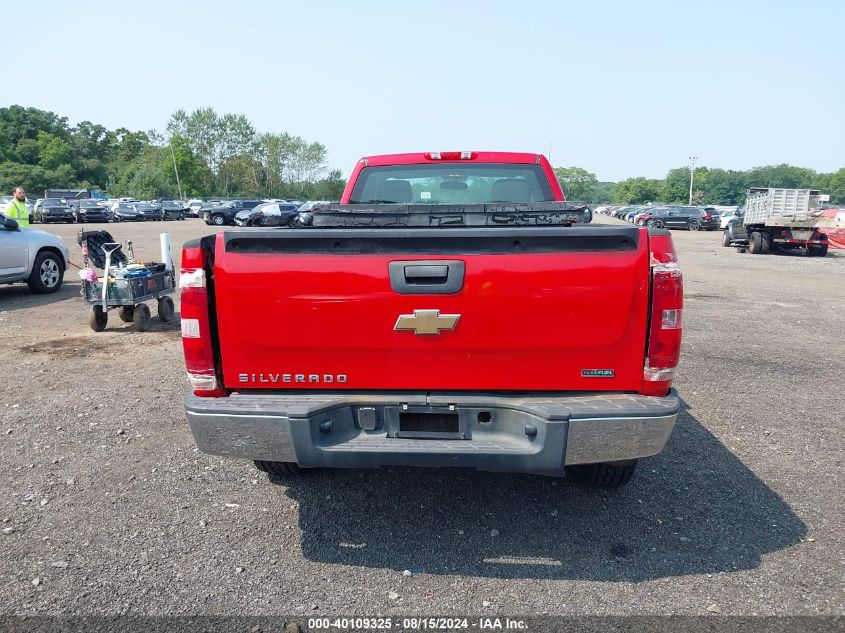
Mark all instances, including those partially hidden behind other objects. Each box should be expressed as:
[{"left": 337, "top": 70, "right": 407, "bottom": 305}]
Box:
[{"left": 180, "top": 151, "right": 682, "bottom": 486}]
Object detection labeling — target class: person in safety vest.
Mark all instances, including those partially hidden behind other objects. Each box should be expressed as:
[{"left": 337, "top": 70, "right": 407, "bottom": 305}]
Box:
[{"left": 5, "top": 186, "right": 30, "bottom": 228}]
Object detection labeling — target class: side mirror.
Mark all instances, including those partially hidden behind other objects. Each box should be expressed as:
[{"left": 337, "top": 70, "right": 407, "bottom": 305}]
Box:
[
  {"left": 3, "top": 217, "right": 19, "bottom": 231},
  {"left": 582, "top": 208, "right": 593, "bottom": 223}
]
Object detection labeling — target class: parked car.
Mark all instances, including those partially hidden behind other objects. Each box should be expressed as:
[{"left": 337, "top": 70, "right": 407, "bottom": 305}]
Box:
[
  {"left": 296, "top": 200, "right": 333, "bottom": 213},
  {"left": 719, "top": 207, "right": 741, "bottom": 229},
  {"left": 111, "top": 202, "right": 142, "bottom": 222},
  {"left": 32, "top": 198, "right": 75, "bottom": 224},
  {"left": 198, "top": 201, "right": 222, "bottom": 218},
  {"left": 723, "top": 207, "right": 747, "bottom": 246},
  {"left": 619, "top": 206, "right": 643, "bottom": 223},
  {"left": 659, "top": 206, "right": 720, "bottom": 231},
  {"left": 203, "top": 200, "right": 264, "bottom": 226},
  {"left": 612, "top": 206, "right": 631, "bottom": 221},
  {"left": 187, "top": 199, "right": 205, "bottom": 217},
  {"left": 73, "top": 199, "right": 110, "bottom": 223},
  {"left": 132, "top": 202, "right": 162, "bottom": 221},
  {"left": 0, "top": 214, "right": 70, "bottom": 293},
  {"left": 634, "top": 207, "right": 668, "bottom": 226},
  {"left": 235, "top": 202, "right": 301, "bottom": 227},
  {"left": 160, "top": 200, "right": 187, "bottom": 220}
]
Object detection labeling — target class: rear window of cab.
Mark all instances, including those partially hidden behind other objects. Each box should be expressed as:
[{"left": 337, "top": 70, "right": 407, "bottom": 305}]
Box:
[{"left": 349, "top": 163, "right": 555, "bottom": 205}]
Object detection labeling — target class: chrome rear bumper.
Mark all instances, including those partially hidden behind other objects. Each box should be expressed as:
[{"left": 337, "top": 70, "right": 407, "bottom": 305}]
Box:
[{"left": 185, "top": 390, "right": 680, "bottom": 475}]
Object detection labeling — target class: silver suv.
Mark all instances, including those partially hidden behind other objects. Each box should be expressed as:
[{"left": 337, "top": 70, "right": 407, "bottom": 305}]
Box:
[{"left": 0, "top": 215, "right": 71, "bottom": 293}]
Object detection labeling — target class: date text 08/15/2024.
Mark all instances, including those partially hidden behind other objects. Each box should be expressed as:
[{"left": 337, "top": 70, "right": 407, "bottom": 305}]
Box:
[{"left": 307, "top": 617, "right": 528, "bottom": 630}]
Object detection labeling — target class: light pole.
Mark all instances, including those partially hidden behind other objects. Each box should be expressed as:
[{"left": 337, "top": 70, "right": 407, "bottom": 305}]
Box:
[
  {"left": 169, "top": 139, "right": 183, "bottom": 201},
  {"left": 688, "top": 155, "right": 697, "bottom": 205}
]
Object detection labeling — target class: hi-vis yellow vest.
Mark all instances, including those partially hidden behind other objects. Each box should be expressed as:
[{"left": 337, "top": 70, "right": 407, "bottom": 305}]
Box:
[{"left": 5, "top": 200, "right": 29, "bottom": 228}]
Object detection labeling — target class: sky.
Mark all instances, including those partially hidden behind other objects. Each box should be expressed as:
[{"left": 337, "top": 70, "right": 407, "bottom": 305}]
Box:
[{"left": 3, "top": 0, "right": 844, "bottom": 182}]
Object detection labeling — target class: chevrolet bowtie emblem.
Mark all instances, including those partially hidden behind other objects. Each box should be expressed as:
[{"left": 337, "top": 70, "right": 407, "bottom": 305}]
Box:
[{"left": 394, "top": 309, "right": 461, "bottom": 335}]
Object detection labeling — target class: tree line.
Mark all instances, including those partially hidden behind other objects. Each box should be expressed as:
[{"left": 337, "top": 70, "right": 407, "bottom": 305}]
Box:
[
  {"left": 0, "top": 105, "right": 345, "bottom": 201},
  {"left": 555, "top": 164, "right": 845, "bottom": 206},
  {"left": 2, "top": 104, "right": 842, "bottom": 206}
]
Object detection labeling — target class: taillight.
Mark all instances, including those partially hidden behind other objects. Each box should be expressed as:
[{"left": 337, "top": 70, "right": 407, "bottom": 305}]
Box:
[
  {"left": 702, "top": 215, "right": 712, "bottom": 220},
  {"left": 180, "top": 245, "right": 225, "bottom": 397},
  {"left": 424, "top": 151, "right": 477, "bottom": 160},
  {"left": 642, "top": 233, "right": 683, "bottom": 396}
]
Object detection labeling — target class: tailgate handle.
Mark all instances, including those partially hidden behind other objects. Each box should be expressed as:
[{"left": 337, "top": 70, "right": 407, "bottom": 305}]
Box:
[
  {"left": 389, "top": 260, "right": 465, "bottom": 294},
  {"left": 404, "top": 265, "right": 448, "bottom": 283}
]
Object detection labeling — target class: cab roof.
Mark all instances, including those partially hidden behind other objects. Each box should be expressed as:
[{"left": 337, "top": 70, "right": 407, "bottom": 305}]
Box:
[{"left": 361, "top": 151, "right": 544, "bottom": 166}]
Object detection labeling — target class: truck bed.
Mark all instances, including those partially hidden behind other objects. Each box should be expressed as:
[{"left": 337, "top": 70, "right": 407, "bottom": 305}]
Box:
[{"left": 744, "top": 188, "right": 825, "bottom": 225}]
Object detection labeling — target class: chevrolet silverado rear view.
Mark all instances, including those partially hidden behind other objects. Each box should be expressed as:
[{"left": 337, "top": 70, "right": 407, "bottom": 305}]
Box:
[{"left": 180, "top": 152, "right": 682, "bottom": 486}]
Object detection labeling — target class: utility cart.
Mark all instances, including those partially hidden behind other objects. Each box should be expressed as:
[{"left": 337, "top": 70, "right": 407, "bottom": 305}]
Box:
[{"left": 78, "top": 230, "right": 176, "bottom": 332}]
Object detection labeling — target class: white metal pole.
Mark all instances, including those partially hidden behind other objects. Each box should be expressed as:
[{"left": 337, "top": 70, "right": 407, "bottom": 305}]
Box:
[{"left": 688, "top": 155, "right": 697, "bottom": 205}]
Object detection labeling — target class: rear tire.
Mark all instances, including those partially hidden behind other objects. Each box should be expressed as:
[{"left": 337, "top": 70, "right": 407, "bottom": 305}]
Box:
[
  {"left": 133, "top": 304, "right": 151, "bottom": 331},
  {"left": 567, "top": 460, "right": 638, "bottom": 487},
  {"left": 157, "top": 296, "right": 174, "bottom": 322},
  {"left": 688, "top": 219, "right": 701, "bottom": 231},
  {"left": 118, "top": 306, "right": 135, "bottom": 322},
  {"left": 760, "top": 232, "right": 771, "bottom": 254},
  {"left": 89, "top": 306, "right": 108, "bottom": 332},
  {"left": 749, "top": 232, "right": 763, "bottom": 254},
  {"left": 808, "top": 243, "right": 828, "bottom": 257},
  {"left": 254, "top": 460, "right": 301, "bottom": 477}
]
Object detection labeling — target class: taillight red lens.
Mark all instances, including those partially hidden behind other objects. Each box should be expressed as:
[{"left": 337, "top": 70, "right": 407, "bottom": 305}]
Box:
[
  {"left": 642, "top": 233, "right": 683, "bottom": 396},
  {"left": 180, "top": 247, "right": 225, "bottom": 397}
]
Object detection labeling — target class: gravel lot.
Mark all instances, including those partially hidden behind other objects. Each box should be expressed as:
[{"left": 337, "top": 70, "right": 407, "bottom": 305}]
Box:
[{"left": 1, "top": 217, "right": 843, "bottom": 618}]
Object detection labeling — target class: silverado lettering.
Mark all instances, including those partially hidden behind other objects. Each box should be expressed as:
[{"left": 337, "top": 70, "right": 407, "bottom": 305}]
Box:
[
  {"left": 180, "top": 151, "right": 683, "bottom": 487},
  {"left": 238, "top": 373, "right": 348, "bottom": 384}
]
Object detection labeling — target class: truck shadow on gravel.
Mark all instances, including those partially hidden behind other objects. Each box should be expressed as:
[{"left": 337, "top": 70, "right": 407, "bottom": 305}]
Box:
[{"left": 275, "top": 404, "right": 806, "bottom": 581}]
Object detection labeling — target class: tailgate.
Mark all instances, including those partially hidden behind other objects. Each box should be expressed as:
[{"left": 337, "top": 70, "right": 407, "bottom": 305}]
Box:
[{"left": 213, "top": 227, "right": 650, "bottom": 392}]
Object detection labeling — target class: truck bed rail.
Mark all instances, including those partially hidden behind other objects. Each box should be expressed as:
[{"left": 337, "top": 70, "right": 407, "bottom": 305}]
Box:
[{"left": 303, "top": 201, "right": 592, "bottom": 228}]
